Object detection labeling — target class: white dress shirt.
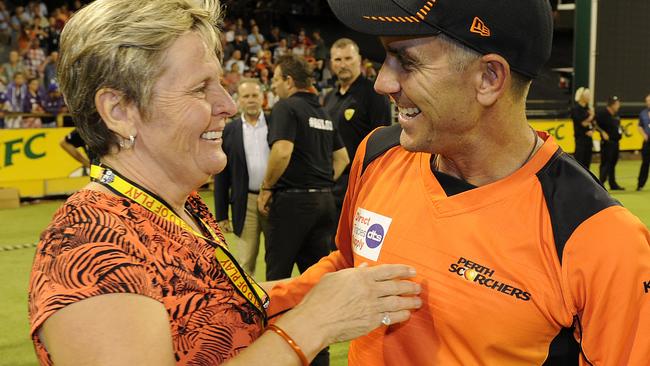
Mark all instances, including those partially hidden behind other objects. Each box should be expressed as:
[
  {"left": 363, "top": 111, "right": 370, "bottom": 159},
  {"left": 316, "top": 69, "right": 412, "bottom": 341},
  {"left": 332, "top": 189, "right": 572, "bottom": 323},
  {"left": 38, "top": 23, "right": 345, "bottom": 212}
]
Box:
[{"left": 242, "top": 113, "right": 270, "bottom": 192}]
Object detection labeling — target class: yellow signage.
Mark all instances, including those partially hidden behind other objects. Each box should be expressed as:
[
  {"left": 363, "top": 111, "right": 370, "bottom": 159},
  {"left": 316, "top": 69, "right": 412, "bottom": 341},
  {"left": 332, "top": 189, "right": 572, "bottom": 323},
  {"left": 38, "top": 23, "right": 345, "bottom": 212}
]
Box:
[
  {"left": 530, "top": 118, "right": 643, "bottom": 153},
  {"left": 0, "top": 128, "right": 87, "bottom": 197}
]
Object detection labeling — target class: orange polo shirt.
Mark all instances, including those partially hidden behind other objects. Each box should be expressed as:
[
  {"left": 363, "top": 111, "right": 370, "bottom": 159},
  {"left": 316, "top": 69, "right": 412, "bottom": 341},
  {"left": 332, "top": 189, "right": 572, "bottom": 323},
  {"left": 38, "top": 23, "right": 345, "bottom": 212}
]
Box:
[{"left": 270, "top": 129, "right": 650, "bottom": 365}]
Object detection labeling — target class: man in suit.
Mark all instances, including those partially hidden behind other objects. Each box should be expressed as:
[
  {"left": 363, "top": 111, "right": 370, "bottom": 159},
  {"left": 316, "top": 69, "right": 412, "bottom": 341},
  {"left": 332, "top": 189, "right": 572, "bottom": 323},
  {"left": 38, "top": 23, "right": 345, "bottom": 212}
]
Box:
[{"left": 215, "top": 78, "right": 270, "bottom": 275}]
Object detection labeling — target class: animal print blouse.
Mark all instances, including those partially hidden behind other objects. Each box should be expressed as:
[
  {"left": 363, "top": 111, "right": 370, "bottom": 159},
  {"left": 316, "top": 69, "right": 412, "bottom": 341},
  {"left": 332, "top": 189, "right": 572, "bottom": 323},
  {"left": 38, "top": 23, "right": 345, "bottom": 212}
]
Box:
[{"left": 28, "top": 190, "right": 264, "bottom": 365}]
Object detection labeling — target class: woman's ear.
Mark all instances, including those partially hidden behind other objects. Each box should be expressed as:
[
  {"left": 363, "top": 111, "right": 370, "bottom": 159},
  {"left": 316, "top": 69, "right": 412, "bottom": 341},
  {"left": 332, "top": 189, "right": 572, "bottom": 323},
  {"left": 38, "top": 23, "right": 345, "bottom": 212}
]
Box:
[
  {"left": 475, "top": 54, "right": 510, "bottom": 107},
  {"left": 95, "top": 88, "right": 138, "bottom": 138}
]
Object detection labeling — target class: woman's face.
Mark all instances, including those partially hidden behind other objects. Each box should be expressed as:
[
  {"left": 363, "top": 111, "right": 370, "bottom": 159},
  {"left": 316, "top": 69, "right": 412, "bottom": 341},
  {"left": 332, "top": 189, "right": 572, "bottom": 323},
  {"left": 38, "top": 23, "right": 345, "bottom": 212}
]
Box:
[{"left": 134, "top": 32, "right": 236, "bottom": 187}]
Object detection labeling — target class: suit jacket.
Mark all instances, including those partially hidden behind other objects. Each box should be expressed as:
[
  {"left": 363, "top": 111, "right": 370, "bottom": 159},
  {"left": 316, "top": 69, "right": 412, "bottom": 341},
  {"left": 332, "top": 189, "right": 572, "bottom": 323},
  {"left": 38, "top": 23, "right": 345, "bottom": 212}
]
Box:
[{"left": 214, "top": 114, "right": 269, "bottom": 236}]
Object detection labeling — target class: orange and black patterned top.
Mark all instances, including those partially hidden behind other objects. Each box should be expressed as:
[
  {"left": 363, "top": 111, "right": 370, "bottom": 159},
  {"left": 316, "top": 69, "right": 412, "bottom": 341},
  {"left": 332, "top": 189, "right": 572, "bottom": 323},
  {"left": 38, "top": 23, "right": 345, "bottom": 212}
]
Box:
[{"left": 28, "top": 189, "right": 264, "bottom": 365}]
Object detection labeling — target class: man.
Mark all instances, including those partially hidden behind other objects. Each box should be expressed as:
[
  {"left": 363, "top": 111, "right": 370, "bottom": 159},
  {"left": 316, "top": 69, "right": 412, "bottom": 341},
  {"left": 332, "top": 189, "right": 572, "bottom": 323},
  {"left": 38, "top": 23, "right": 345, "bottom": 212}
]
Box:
[
  {"left": 268, "top": 0, "right": 650, "bottom": 365},
  {"left": 324, "top": 38, "right": 392, "bottom": 213},
  {"left": 214, "top": 79, "right": 270, "bottom": 275},
  {"left": 596, "top": 96, "right": 624, "bottom": 190},
  {"left": 258, "top": 54, "right": 349, "bottom": 282},
  {"left": 637, "top": 93, "right": 650, "bottom": 191}
]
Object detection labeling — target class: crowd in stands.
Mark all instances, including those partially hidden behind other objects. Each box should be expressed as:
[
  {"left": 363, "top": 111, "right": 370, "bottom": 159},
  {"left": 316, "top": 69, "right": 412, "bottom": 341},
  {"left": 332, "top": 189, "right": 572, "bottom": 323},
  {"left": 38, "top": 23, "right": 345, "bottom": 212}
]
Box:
[{"left": 0, "top": 0, "right": 381, "bottom": 129}]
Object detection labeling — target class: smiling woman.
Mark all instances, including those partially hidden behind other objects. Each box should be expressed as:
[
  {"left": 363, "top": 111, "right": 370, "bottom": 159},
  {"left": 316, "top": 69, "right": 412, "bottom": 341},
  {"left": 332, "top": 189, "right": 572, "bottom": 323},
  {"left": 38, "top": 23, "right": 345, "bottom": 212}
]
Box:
[{"left": 26, "top": 1, "right": 423, "bottom": 366}]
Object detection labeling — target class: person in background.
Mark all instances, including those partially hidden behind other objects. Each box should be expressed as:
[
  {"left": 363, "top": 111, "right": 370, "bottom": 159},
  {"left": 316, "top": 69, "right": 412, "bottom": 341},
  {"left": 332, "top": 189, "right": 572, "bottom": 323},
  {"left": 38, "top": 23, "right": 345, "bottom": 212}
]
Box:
[
  {"left": 28, "top": 1, "right": 421, "bottom": 365},
  {"left": 636, "top": 93, "right": 650, "bottom": 191},
  {"left": 42, "top": 82, "right": 66, "bottom": 127},
  {"left": 22, "top": 76, "right": 43, "bottom": 128},
  {"left": 2, "top": 50, "right": 25, "bottom": 84},
  {"left": 323, "top": 37, "right": 392, "bottom": 248},
  {"left": 215, "top": 78, "right": 270, "bottom": 276},
  {"left": 268, "top": 0, "right": 650, "bottom": 365},
  {"left": 5, "top": 71, "right": 27, "bottom": 128},
  {"left": 596, "top": 96, "right": 624, "bottom": 190},
  {"left": 60, "top": 128, "right": 91, "bottom": 173},
  {"left": 570, "top": 87, "right": 595, "bottom": 169}
]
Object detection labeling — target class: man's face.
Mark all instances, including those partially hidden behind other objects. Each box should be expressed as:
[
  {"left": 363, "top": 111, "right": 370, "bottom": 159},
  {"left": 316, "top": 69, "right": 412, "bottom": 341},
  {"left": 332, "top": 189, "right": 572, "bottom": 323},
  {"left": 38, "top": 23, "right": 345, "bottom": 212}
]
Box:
[
  {"left": 330, "top": 44, "right": 361, "bottom": 85},
  {"left": 271, "top": 66, "right": 289, "bottom": 99},
  {"left": 645, "top": 95, "right": 650, "bottom": 108},
  {"left": 237, "top": 82, "right": 263, "bottom": 117},
  {"left": 611, "top": 100, "right": 621, "bottom": 113},
  {"left": 375, "top": 36, "right": 477, "bottom": 154},
  {"left": 9, "top": 51, "right": 18, "bottom": 63}
]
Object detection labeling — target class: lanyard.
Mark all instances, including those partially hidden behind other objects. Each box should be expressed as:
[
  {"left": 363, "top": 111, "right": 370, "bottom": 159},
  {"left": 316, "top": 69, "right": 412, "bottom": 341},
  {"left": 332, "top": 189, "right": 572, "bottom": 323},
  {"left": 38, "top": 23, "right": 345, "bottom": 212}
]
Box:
[{"left": 90, "top": 164, "right": 269, "bottom": 320}]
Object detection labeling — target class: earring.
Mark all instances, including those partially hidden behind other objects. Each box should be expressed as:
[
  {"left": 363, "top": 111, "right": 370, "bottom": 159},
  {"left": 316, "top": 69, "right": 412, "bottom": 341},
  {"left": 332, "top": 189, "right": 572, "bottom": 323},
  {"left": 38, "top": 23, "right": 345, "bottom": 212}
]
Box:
[{"left": 119, "top": 135, "right": 136, "bottom": 150}]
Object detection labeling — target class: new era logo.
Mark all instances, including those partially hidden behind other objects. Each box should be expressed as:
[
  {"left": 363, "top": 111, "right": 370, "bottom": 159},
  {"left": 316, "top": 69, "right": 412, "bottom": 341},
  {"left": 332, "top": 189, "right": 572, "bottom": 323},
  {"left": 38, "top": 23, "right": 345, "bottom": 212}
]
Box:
[{"left": 470, "top": 17, "right": 491, "bottom": 37}]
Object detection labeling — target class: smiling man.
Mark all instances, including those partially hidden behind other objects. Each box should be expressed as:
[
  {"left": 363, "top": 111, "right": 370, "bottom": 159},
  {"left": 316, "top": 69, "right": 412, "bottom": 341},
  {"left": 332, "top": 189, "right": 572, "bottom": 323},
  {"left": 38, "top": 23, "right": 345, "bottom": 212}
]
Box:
[{"left": 268, "top": 0, "right": 650, "bottom": 365}]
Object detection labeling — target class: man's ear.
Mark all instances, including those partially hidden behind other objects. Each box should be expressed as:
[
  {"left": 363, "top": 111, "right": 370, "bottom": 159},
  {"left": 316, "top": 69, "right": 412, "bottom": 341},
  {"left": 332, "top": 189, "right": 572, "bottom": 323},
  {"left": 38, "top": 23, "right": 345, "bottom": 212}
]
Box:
[
  {"left": 95, "top": 88, "right": 138, "bottom": 138},
  {"left": 475, "top": 54, "right": 509, "bottom": 107}
]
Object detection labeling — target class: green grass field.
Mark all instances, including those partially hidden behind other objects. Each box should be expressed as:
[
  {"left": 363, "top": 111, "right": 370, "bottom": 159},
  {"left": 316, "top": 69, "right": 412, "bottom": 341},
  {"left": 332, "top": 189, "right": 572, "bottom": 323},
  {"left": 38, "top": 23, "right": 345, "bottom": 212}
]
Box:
[{"left": 1, "top": 160, "right": 649, "bottom": 366}]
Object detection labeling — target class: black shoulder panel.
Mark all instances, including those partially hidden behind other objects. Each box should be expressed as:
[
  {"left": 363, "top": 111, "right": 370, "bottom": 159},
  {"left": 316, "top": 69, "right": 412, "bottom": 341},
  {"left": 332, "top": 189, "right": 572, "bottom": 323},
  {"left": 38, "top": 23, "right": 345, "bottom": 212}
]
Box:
[
  {"left": 361, "top": 124, "right": 402, "bottom": 175},
  {"left": 536, "top": 149, "right": 620, "bottom": 264}
]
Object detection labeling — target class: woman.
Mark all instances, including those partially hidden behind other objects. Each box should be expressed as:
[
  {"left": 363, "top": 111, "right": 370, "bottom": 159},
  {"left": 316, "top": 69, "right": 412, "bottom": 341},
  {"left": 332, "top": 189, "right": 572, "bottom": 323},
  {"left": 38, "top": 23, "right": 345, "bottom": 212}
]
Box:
[
  {"left": 27, "top": 1, "right": 422, "bottom": 365},
  {"left": 571, "top": 87, "right": 595, "bottom": 169}
]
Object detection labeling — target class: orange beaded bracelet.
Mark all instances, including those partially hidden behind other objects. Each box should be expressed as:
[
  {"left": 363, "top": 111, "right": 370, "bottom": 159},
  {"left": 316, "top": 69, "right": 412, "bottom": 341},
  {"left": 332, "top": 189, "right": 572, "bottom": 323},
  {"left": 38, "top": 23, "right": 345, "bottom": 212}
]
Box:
[{"left": 266, "top": 324, "right": 309, "bottom": 366}]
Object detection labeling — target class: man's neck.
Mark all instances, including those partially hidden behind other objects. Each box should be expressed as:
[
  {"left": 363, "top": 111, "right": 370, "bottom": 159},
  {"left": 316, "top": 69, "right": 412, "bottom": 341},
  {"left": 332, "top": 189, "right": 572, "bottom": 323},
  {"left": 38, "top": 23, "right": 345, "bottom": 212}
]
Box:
[
  {"left": 338, "top": 74, "right": 360, "bottom": 95},
  {"left": 436, "top": 111, "right": 539, "bottom": 187},
  {"left": 607, "top": 106, "right": 616, "bottom": 116},
  {"left": 243, "top": 112, "right": 261, "bottom": 126}
]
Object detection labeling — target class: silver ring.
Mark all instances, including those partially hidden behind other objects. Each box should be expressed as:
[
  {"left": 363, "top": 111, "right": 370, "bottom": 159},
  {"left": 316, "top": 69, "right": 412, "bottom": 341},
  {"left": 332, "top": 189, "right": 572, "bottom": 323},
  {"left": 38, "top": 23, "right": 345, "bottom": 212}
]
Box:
[{"left": 381, "top": 313, "right": 391, "bottom": 326}]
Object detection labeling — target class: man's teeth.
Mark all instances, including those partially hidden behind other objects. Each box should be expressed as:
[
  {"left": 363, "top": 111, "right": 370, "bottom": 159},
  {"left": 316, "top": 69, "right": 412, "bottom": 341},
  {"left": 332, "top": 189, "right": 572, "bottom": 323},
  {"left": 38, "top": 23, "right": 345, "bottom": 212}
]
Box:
[
  {"left": 201, "top": 131, "right": 221, "bottom": 140},
  {"left": 398, "top": 106, "right": 421, "bottom": 118}
]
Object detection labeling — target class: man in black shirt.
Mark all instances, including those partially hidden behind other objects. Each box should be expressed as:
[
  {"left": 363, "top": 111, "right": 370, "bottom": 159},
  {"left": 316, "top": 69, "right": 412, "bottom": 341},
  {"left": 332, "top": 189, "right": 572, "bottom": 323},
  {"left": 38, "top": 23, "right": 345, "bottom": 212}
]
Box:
[
  {"left": 596, "top": 96, "right": 624, "bottom": 190},
  {"left": 323, "top": 38, "right": 392, "bottom": 245},
  {"left": 258, "top": 55, "right": 349, "bottom": 282},
  {"left": 571, "top": 87, "right": 595, "bottom": 169}
]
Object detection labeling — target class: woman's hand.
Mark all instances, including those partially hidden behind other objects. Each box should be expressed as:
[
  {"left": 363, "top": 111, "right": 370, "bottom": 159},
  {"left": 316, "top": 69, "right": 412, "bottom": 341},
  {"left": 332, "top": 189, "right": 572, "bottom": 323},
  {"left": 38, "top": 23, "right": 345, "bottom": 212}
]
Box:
[{"left": 278, "top": 263, "right": 422, "bottom": 351}]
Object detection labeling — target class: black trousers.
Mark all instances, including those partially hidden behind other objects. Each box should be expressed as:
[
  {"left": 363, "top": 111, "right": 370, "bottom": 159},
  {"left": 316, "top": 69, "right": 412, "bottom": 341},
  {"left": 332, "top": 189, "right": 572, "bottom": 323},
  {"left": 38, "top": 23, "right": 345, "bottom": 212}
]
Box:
[
  {"left": 638, "top": 140, "right": 650, "bottom": 189},
  {"left": 599, "top": 140, "right": 620, "bottom": 188},
  {"left": 573, "top": 137, "right": 593, "bottom": 170},
  {"left": 265, "top": 191, "right": 335, "bottom": 366},
  {"left": 265, "top": 190, "right": 335, "bottom": 280}
]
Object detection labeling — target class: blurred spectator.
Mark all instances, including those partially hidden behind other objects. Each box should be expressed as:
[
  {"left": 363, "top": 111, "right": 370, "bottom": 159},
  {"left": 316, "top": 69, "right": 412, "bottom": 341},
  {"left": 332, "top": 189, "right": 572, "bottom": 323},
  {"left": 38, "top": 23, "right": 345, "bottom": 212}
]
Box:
[
  {"left": 247, "top": 24, "right": 264, "bottom": 55},
  {"left": 5, "top": 71, "right": 27, "bottom": 128},
  {"left": 22, "top": 76, "right": 43, "bottom": 128},
  {"left": 60, "top": 129, "right": 91, "bottom": 172},
  {"left": 311, "top": 30, "right": 327, "bottom": 61},
  {"left": 42, "top": 82, "right": 66, "bottom": 127},
  {"left": 273, "top": 38, "right": 289, "bottom": 62},
  {"left": 224, "top": 21, "right": 235, "bottom": 42},
  {"left": 267, "top": 26, "right": 282, "bottom": 52},
  {"left": 223, "top": 62, "right": 242, "bottom": 95},
  {"left": 232, "top": 34, "right": 250, "bottom": 61},
  {"left": 636, "top": 93, "right": 650, "bottom": 191},
  {"left": 0, "top": 1, "right": 10, "bottom": 45},
  {"left": 44, "top": 16, "right": 62, "bottom": 52},
  {"left": 234, "top": 17, "right": 247, "bottom": 37},
  {"left": 0, "top": 90, "right": 7, "bottom": 128},
  {"left": 220, "top": 32, "right": 234, "bottom": 63},
  {"left": 43, "top": 50, "right": 58, "bottom": 87},
  {"left": 23, "top": 39, "right": 46, "bottom": 79},
  {"left": 2, "top": 50, "right": 25, "bottom": 84},
  {"left": 225, "top": 49, "right": 246, "bottom": 74},
  {"left": 571, "top": 87, "right": 595, "bottom": 169}
]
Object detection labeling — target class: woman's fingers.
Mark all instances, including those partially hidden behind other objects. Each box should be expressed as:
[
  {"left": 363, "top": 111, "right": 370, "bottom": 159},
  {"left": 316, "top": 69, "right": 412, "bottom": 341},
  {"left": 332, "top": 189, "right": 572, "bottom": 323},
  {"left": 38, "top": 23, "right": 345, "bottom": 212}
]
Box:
[
  {"left": 365, "top": 264, "right": 417, "bottom": 281},
  {"left": 378, "top": 295, "right": 422, "bottom": 314},
  {"left": 374, "top": 279, "right": 421, "bottom": 297},
  {"left": 378, "top": 309, "right": 413, "bottom": 327}
]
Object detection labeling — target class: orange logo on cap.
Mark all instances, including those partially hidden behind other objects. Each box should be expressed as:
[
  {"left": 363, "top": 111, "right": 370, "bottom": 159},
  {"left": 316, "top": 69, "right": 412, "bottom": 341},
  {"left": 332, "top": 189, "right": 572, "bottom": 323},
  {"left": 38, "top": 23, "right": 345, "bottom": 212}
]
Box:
[{"left": 470, "top": 17, "right": 491, "bottom": 37}]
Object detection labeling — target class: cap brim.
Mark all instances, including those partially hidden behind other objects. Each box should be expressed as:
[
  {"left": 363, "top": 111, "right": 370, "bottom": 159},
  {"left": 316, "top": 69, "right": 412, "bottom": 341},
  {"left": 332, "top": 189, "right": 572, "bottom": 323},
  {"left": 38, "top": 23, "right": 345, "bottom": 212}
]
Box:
[{"left": 327, "top": 0, "right": 442, "bottom": 36}]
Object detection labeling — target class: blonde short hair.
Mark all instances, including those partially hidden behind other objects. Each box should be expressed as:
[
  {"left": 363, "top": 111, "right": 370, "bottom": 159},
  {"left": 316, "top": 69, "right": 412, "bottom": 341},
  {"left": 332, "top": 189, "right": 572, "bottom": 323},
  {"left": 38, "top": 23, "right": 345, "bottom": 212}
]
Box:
[
  {"left": 58, "top": 0, "right": 223, "bottom": 157},
  {"left": 574, "top": 87, "right": 590, "bottom": 102}
]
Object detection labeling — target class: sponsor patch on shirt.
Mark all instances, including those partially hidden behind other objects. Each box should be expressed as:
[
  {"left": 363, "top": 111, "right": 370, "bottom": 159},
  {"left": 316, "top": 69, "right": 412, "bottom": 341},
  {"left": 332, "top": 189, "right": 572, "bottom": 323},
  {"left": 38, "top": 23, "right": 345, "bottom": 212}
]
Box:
[
  {"left": 308, "top": 117, "right": 334, "bottom": 131},
  {"left": 352, "top": 207, "right": 392, "bottom": 261},
  {"left": 344, "top": 108, "right": 355, "bottom": 121}
]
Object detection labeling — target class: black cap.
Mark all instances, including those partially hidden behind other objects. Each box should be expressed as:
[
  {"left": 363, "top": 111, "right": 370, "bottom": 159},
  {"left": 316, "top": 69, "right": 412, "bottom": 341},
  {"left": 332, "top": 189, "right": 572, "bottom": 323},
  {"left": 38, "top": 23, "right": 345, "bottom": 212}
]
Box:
[{"left": 327, "top": 0, "right": 553, "bottom": 79}]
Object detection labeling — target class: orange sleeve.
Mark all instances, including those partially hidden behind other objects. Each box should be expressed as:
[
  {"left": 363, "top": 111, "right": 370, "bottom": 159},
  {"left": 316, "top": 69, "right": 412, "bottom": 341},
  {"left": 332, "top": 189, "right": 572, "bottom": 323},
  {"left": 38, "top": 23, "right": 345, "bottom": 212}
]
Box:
[
  {"left": 562, "top": 206, "right": 650, "bottom": 365},
  {"left": 267, "top": 130, "right": 374, "bottom": 317}
]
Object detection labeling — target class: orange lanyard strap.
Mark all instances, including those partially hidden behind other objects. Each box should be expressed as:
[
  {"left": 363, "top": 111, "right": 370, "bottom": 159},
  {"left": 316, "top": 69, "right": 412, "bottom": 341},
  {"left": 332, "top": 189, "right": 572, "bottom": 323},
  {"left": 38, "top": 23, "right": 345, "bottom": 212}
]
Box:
[{"left": 90, "top": 164, "right": 269, "bottom": 319}]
